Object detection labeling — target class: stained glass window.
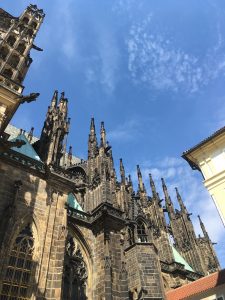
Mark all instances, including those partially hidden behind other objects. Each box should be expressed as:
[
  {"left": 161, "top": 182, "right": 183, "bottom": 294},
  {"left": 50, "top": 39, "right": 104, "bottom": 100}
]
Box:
[{"left": 0, "top": 224, "right": 34, "bottom": 300}]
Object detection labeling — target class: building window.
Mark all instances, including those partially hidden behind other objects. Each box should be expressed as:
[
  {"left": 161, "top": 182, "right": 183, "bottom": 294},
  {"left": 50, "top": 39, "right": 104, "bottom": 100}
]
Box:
[
  {"left": 7, "top": 36, "right": 16, "bottom": 47},
  {"left": 137, "top": 220, "right": 148, "bottom": 243},
  {"left": 31, "top": 22, "right": 37, "bottom": 29},
  {"left": 8, "top": 54, "right": 20, "bottom": 68},
  {"left": 0, "top": 47, "right": 9, "bottom": 60},
  {"left": 2, "top": 68, "right": 13, "bottom": 79},
  {"left": 22, "top": 17, "right": 29, "bottom": 25},
  {"left": 62, "top": 235, "right": 88, "bottom": 300},
  {"left": 0, "top": 224, "right": 34, "bottom": 299},
  {"left": 16, "top": 43, "right": 26, "bottom": 55}
]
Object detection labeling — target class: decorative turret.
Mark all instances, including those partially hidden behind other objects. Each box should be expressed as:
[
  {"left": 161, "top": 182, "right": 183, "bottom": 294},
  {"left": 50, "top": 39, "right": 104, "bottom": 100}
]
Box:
[
  {"left": 100, "top": 121, "right": 106, "bottom": 148},
  {"left": 0, "top": 5, "right": 44, "bottom": 134},
  {"left": 88, "top": 118, "right": 98, "bottom": 159},
  {"left": 120, "top": 158, "right": 125, "bottom": 185},
  {"left": 35, "top": 90, "right": 70, "bottom": 166},
  {"left": 175, "top": 187, "right": 189, "bottom": 215},
  {"left": 161, "top": 178, "right": 175, "bottom": 217},
  {"left": 198, "top": 215, "right": 209, "bottom": 239},
  {"left": 149, "top": 173, "right": 157, "bottom": 199},
  {"left": 137, "top": 165, "right": 146, "bottom": 193}
]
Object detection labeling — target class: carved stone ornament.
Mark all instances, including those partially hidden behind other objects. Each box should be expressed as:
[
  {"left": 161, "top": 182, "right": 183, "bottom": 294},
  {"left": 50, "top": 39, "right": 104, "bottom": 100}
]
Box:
[
  {"left": 65, "top": 235, "right": 88, "bottom": 284},
  {"left": 91, "top": 168, "right": 101, "bottom": 189}
]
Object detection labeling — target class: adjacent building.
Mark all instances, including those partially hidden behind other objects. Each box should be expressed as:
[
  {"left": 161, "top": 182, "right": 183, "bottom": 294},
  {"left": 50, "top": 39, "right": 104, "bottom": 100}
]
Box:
[{"left": 182, "top": 127, "right": 225, "bottom": 226}]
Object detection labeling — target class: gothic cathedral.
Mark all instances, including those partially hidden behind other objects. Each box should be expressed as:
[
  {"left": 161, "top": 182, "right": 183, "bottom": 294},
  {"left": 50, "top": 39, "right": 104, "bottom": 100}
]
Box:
[{"left": 0, "top": 5, "right": 220, "bottom": 300}]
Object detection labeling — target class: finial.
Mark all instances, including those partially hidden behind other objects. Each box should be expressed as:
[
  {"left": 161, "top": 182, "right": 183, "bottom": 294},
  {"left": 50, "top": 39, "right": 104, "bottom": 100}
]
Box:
[
  {"left": 175, "top": 187, "right": 187, "bottom": 212},
  {"left": 149, "top": 173, "right": 157, "bottom": 198},
  {"left": 90, "top": 117, "right": 95, "bottom": 129},
  {"left": 88, "top": 118, "right": 98, "bottom": 159},
  {"left": 100, "top": 121, "right": 106, "bottom": 147},
  {"left": 68, "top": 146, "right": 72, "bottom": 166},
  {"left": 27, "top": 127, "right": 34, "bottom": 142},
  {"left": 137, "top": 164, "right": 145, "bottom": 192},
  {"left": 120, "top": 158, "right": 125, "bottom": 184},
  {"left": 161, "top": 178, "right": 174, "bottom": 210},
  {"left": 198, "top": 215, "right": 209, "bottom": 239},
  {"left": 51, "top": 90, "right": 58, "bottom": 107},
  {"left": 60, "top": 91, "right": 65, "bottom": 99}
]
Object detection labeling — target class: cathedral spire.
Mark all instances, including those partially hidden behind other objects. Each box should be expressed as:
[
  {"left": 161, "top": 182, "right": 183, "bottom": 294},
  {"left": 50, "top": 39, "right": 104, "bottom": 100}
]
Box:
[
  {"left": 137, "top": 165, "right": 145, "bottom": 192},
  {"left": 149, "top": 173, "right": 157, "bottom": 198},
  {"left": 100, "top": 121, "right": 106, "bottom": 148},
  {"left": 198, "top": 215, "right": 209, "bottom": 239},
  {"left": 175, "top": 187, "right": 187, "bottom": 213},
  {"left": 51, "top": 90, "right": 58, "bottom": 108},
  {"left": 58, "top": 92, "right": 68, "bottom": 118},
  {"left": 88, "top": 118, "right": 98, "bottom": 159},
  {"left": 161, "top": 178, "right": 175, "bottom": 215},
  {"left": 35, "top": 90, "right": 70, "bottom": 166},
  {"left": 120, "top": 158, "right": 125, "bottom": 184}
]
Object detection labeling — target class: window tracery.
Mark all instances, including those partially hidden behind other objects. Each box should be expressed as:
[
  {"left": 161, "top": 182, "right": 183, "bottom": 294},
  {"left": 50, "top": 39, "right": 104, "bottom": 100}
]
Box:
[
  {"left": 137, "top": 220, "right": 148, "bottom": 243},
  {"left": 62, "top": 235, "right": 88, "bottom": 300},
  {"left": 0, "top": 224, "right": 35, "bottom": 300},
  {"left": 0, "top": 47, "right": 9, "bottom": 60},
  {"left": 7, "top": 36, "right": 16, "bottom": 47}
]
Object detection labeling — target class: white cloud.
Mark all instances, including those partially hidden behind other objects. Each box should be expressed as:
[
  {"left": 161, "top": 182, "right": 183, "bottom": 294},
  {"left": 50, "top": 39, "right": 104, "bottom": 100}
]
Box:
[
  {"left": 127, "top": 15, "right": 225, "bottom": 93},
  {"left": 108, "top": 119, "right": 141, "bottom": 142}
]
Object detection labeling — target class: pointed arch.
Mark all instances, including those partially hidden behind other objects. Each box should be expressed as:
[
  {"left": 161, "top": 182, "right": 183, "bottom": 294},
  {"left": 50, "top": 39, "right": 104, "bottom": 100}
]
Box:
[
  {"left": 2, "top": 68, "right": 13, "bottom": 79},
  {"left": 136, "top": 219, "right": 148, "bottom": 243},
  {"left": 0, "top": 46, "right": 9, "bottom": 60},
  {"left": 7, "top": 35, "right": 17, "bottom": 47},
  {"left": 63, "top": 223, "right": 93, "bottom": 300},
  {"left": 16, "top": 43, "right": 26, "bottom": 55},
  {"left": 0, "top": 221, "right": 39, "bottom": 299}
]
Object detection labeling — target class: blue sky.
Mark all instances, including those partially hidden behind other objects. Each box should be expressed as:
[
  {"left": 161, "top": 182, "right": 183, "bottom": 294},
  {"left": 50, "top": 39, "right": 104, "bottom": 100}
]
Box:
[{"left": 2, "top": 0, "right": 225, "bottom": 266}]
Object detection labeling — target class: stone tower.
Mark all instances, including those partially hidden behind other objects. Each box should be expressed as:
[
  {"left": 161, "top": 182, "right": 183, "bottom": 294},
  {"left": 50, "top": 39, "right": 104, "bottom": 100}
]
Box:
[
  {"left": 0, "top": 4, "right": 44, "bottom": 135},
  {"left": 34, "top": 90, "right": 70, "bottom": 166}
]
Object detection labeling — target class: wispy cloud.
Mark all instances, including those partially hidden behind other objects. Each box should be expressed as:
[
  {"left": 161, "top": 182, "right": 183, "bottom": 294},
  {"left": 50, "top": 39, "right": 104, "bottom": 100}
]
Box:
[
  {"left": 126, "top": 14, "right": 225, "bottom": 93},
  {"left": 108, "top": 119, "right": 141, "bottom": 142}
]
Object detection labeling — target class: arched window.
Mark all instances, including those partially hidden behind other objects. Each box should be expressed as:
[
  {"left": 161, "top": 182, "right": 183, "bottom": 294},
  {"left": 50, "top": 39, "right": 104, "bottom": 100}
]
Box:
[
  {"left": 22, "top": 17, "right": 29, "bottom": 25},
  {"left": 0, "top": 47, "right": 9, "bottom": 60},
  {"left": 137, "top": 220, "right": 148, "bottom": 243},
  {"left": 27, "top": 29, "right": 34, "bottom": 37},
  {"left": 8, "top": 54, "right": 20, "bottom": 68},
  {"left": 0, "top": 224, "right": 35, "bottom": 299},
  {"left": 16, "top": 43, "right": 26, "bottom": 55},
  {"left": 62, "top": 235, "right": 88, "bottom": 300},
  {"left": 31, "top": 22, "right": 37, "bottom": 29},
  {"left": 7, "top": 35, "right": 16, "bottom": 47},
  {"left": 2, "top": 68, "right": 13, "bottom": 79}
]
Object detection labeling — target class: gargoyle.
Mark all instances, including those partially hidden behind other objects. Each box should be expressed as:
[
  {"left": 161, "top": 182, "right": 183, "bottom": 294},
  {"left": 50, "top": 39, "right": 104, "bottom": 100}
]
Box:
[
  {"left": 32, "top": 44, "right": 43, "bottom": 51},
  {"left": 18, "top": 92, "right": 40, "bottom": 104},
  {"left": 0, "top": 138, "right": 25, "bottom": 154}
]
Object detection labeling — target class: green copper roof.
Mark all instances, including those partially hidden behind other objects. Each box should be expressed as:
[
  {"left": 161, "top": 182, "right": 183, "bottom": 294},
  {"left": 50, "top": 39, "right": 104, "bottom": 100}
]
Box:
[
  {"left": 10, "top": 134, "right": 41, "bottom": 162},
  {"left": 67, "top": 193, "right": 83, "bottom": 211},
  {"left": 171, "top": 245, "right": 194, "bottom": 272}
]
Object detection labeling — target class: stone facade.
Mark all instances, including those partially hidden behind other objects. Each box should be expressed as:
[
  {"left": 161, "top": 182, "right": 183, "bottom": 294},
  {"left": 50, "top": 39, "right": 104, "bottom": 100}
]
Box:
[{"left": 0, "top": 5, "right": 221, "bottom": 300}]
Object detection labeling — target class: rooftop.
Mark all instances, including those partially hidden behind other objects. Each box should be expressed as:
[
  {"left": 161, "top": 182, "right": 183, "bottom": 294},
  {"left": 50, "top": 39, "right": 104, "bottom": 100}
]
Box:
[
  {"left": 166, "top": 269, "right": 225, "bottom": 300},
  {"left": 182, "top": 126, "right": 225, "bottom": 156}
]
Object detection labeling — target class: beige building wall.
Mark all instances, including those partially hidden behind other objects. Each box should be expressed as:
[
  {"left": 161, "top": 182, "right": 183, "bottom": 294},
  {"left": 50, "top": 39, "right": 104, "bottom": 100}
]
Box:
[{"left": 183, "top": 129, "right": 225, "bottom": 227}]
